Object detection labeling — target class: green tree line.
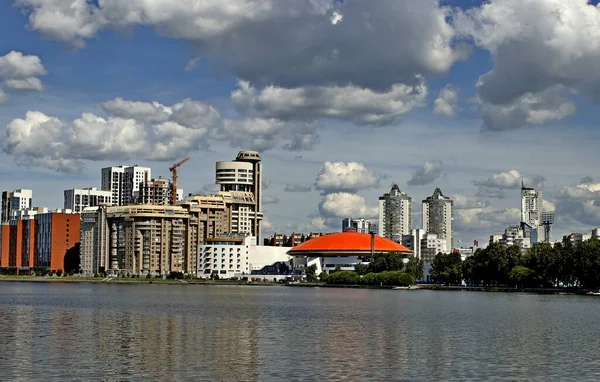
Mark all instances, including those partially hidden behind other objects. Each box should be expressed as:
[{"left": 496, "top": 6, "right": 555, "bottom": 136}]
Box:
[
  {"left": 430, "top": 239, "right": 600, "bottom": 289},
  {"left": 309, "top": 253, "right": 425, "bottom": 286}
]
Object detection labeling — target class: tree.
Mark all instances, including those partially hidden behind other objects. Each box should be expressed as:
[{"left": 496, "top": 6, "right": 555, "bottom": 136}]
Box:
[
  {"left": 430, "top": 252, "right": 462, "bottom": 285},
  {"left": 354, "top": 262, "right": 369, "bottom": 276},
  {"left": 404, "top": 257, "right": 424, "bottom": 281},
  {"left": 306, "top": 264, "right": 318, "bottom": 282},
  {"left": 509, "top": 266, "right": 535, "bottom": 288},
  {"left": 368, "top": 252, "right": 405, "bottom": 273},
  {"left": 318, "top": 271, "right": 329, "bottom": 282}
]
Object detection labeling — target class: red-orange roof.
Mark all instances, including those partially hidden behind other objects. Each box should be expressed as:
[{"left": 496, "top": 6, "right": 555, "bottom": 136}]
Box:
[{"left": 287, "top": 230, "right": 412, "bottom": 256}]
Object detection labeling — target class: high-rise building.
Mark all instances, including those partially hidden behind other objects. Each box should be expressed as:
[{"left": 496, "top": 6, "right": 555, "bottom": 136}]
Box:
[
  {"left": 342, "top": 218, "right": 375, "bottom": 234},
  {"left": 80, "top": 206, "right": 110, "bottom": 276},
  {"left": 422, "top": 188, "right": 453, "bottom": 254},
  {"left": 64, "top": 187, "right": 112, "bottom": 213},
  {"left": 521, "top": 184, "right": 543, "bottom": 228},
  {"left": 101, "top": 165, "right": 151, "bottom": 206},
  {"left": 138, "top": 178, "right": 184, "bottom": 205},
  {"left": 378, "top": 184, "right": 411, "bottom": 242},
  {"left": 216, "top": 151, "right": 263, "bottom": 241},
  {"left": 1, "top": 189, "right": 33, "bottom": 222}
]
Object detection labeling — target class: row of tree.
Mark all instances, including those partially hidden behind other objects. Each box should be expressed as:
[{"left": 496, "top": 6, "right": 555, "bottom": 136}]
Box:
[
  {"left": 430, "top": 238, "right": 600, "bottom": 289},
  {"left": 305, "top": 253, "right": 424, "bottom": 286}
]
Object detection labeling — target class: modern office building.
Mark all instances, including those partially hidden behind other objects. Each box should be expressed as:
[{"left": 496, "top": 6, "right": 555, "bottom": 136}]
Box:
[
  {"left": 342, "top": 218, "right": 375, "bottom": 234},
  {"left": 215, "top": 151, "right": 263, "bottom": 241},
  {"left": 378, "top": 184, "right": 411, "bottom": 242},
  {"left": 197, "top": 236, "right": 291, "bottom": 279},
  {"left": 101, "top": 165, "right": 151, "bottom": 206},
  {"left": 1, "top": 189, "right": 33, "bottom": 222},
  {"left": 520, "top": 184, "right": 545, "bottom": 242},
  {"left": 35, "top": 210, "right": 80, "bottom": 272},
  {"left": 422, "top": 188, "right": 453, "bottom": 254},
  {"left": 64, "top": 187, "right": 112, "bottom": 213}
]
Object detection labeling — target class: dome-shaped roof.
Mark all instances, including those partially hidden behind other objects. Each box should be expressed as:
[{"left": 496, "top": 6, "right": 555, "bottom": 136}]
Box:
[{"left": 287, "top": 230, "right": 412, "bottom": 256}]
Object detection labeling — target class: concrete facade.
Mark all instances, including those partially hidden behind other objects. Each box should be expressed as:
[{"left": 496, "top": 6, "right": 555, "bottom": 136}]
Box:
[
  {"left": 64, "top": 187, "right": 112, "bottom": 213},
  {"left": 101, "top": 165, "right": 151, "bottom": 206},
  {"left": 197, "top": 236, "right": 290, "bottom": 279},
  {"left": 1, "top": 189, "right": 33, "bottom": 223},
  {"left": 378, "top": 184, "right": 411, "bottom": 242},
  {"left": 422, "top": 188, "right": 453, "bottom": 253}
]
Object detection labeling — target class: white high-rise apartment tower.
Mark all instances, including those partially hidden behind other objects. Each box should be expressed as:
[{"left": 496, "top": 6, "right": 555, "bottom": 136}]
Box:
[
  {"left": 521, "top": 185, "right": 543, "bottom": 228},
  {"left": 378, "top": 184, "right": 412, "bottom": 242},
  {"left": 64, "top": 187, "right": 113, "bottom": 213},
  {"left": 215, "top": 150, "right": 263, "bottom": 241},
  {"left": 422, "top": 188, "right": 453, "bottom": 253},
  {"left": 1, "top": 189, "right": 33, "bottom": 222},
  {"left": 101, "top": 165, "right": 151, "bottom": 206}
]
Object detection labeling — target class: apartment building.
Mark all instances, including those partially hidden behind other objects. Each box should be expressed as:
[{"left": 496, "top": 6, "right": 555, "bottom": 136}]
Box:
[
  {"left": 64, "top": 187, "right": 112, "bottom": 213},
  {"left": 1, "top": 189, "right": 33, "bottom": 222}
]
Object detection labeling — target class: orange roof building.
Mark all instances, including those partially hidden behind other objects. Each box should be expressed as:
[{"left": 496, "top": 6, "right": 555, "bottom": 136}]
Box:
[{"left": 287, "top": 230, "right": 412, "bottom": 257}]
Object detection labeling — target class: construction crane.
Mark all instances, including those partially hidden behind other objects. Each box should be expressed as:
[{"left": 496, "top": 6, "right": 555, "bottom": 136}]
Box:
[{"left": 169, "top": 157, "right": 190, "bottom": 205}]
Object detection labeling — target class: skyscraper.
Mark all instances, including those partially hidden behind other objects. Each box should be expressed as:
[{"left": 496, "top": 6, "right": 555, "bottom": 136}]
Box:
[
  {"left": 521, "top": 184, "right": 543, "bottom": 228},
  {"left": 378, "top": 184, "right": 412, "bottom": 242},
  {"left": 422, "top": 188, "right": 453, "bottom": 253},
  {"left": 215, "top": 150, "right": 263, "bottom": 241},
  {"left": 101, "top": 165, "right": 151, "bottom": 206}
]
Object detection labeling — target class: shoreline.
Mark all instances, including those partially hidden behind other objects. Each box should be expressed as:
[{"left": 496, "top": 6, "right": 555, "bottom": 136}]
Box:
[{"left": 0, "top": 277, "right": 594, "bottom": 295}]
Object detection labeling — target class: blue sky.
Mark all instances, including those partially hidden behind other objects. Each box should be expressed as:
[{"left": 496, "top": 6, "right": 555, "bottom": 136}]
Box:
[{"left": 2, "top": 0, "right": 600, "bottom": 247}]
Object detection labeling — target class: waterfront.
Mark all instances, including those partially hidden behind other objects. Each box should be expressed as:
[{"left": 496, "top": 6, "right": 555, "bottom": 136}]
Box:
[{"left": 1, "top": 284, "right": 600, "bottom": 381}]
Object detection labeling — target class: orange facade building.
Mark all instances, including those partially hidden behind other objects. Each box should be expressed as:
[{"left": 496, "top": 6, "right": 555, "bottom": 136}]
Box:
[{"left": 0, "top": 212, "right": 80, "bottom": 273}]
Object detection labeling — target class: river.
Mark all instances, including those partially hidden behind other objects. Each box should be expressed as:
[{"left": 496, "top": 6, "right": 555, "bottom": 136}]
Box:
[{"left": 0, "top": 282, "right": 599, "bottom": 381}]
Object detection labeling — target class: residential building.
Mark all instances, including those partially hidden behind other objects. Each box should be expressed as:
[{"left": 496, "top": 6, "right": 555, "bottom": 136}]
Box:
[
  {"left": 454, "top": 247, "right": 476, "bottom": 261},
  {"left": 138, "top": 178, "right": 177, "bottom": 205},
  {"left": 563, "top": 232, "right": 592, "bottom": 245},
  {"left": 490, "top": 225, "right": 531, "bottom": 249},
  {"left": 342, "top": 218, "right": 375, "bottom": 234},
  {"left": 64, "top": 187, "right": 112, "bottom": 213},
  {"left": 80, "top": 206, "right": 109, "bottom": 276},
  {"left": 216, "top": 150, "right": 263, "bottom": 241},
  {"left": 378, "top": 184, "right": 411, "bottom": 242},
  {"left": 521, "top": 185, "right": 543, "bottom": 228},
  {"left": 101, "top": 165, "right": 151, "bottom": 206},
  {"left": 422, "top": 188, "right": 454, "bottom": 253},
  {"left": 263, "top": 232, "right": 325, "bottom": 247},
  {"left": 197, "top": 236, "right": 290, "bottom": 279},
  {"left": 1, "top": 189, "right": 33, "bottom": 222}
]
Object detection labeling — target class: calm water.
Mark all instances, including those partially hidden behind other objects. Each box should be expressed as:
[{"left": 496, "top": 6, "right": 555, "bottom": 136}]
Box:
[{"left": 0, "top": 283, "right": 599, "bottom": 381}]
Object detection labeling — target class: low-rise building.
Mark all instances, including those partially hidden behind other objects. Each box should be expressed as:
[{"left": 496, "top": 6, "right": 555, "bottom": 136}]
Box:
[
  {"left": 197, "top": 236, "right": 290, "bottom": 279},
  {"left": 263, "top": 232, "right": 325, "bottom": 247},
  {"left": 490, "top": 225, "right": 531, "bottom": 249}
]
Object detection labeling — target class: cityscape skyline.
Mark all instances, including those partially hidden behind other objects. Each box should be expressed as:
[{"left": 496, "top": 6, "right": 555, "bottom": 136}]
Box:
[{"left": 1, "top": 0, "right": 600, "bottom": 248}]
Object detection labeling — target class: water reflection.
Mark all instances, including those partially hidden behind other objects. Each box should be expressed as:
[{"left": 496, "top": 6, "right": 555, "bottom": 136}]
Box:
[{"left": 1, "top": 284, "right": 600, "bottom": 381}]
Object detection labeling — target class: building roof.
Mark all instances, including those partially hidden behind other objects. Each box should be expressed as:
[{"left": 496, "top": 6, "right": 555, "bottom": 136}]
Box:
[{"left": 287, "top": 230, "right": 412, "bottom": 256}]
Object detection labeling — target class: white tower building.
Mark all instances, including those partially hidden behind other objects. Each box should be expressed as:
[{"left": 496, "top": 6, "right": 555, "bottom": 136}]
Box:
[
  {"left": 1, "top": 189, "right": 33, "bottom": 222},
  {"left": 215, "top": 151, "right": 263, "bottom": 241},
  {"left": 521, "top": 185, "right": 543, "bottom": 228},
  {"left": 101, "top": 165, "right": 151, "bottom": 206},
  {"left": 378, "top": 184, "right": 412, "bottom": 242},
  {"left": 422, "top": 188, "right": 453, "bottom": 254},
  {"left": 64, "top": 187, "right": 113, "bottom": 213}
]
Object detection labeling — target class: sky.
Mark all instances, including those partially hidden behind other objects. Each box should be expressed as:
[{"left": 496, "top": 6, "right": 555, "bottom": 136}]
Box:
[{"left": 2, "top": 0, "right": 600, "bottom": 247}]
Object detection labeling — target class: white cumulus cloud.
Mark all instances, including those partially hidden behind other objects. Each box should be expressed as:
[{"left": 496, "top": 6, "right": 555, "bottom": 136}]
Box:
[
  {"left": 315, "top": 161, "right": 382, "bottom": 193},
  {"left": 454, "top": 0, "right": 600, "bottom": 129},
  {"left": 319, "top": 192, "right": 378, "bottom": 219},
  {"left": 433, "top": 86, "right": 459, "bottom": 116},
  {"left": 474, "top": 170, "right": 545, "bottom": 191},
  {"left": 231, "top": 79, "right": 427, "bottom": 125},
  {"left": 0, "top": 51, "right": 47, "bottom": 101}
]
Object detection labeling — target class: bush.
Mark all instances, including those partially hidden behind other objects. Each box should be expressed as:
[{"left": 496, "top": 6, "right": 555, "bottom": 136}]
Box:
[
  {"left": 94, "top": 273, "right": 99, "bottom": 278},
  {"left": 319, "top": 271, "right": 329, "bottom": 282},
  {"left": 56, "top": 269, "right": 63, "bottom": 277},
  {"left": 326, "top": 270, "right": 360, "bottom": 285},
  {"left": 146, "top": 273, "right": 151, "bottom": 279}
]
